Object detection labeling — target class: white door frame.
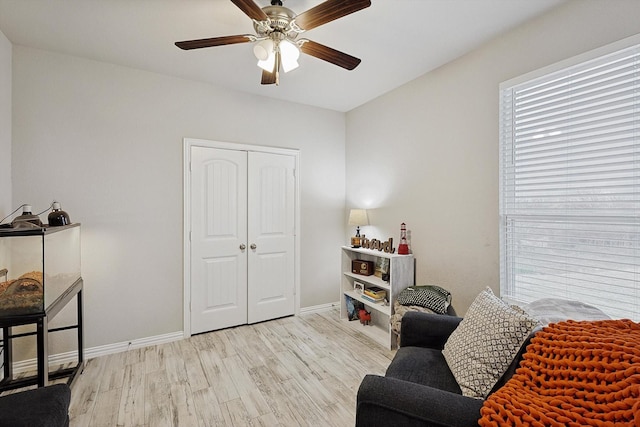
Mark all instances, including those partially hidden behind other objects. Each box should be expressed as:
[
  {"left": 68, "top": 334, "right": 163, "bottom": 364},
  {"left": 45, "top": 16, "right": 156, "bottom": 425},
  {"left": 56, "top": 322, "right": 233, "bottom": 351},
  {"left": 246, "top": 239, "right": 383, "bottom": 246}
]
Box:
[{"left": 183, "top": 138, "right": 301, "bottom": 338}]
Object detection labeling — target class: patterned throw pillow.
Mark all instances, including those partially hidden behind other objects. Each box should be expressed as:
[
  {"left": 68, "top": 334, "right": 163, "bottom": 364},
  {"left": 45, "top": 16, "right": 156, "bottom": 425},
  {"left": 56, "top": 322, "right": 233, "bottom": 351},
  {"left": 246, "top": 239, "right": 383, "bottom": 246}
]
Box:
[
  {"left": 442, "top": 287, "right": 539, "bottom": 399},
  {"left": 396, "top": 285, "right": 451, "bottom": 314}
]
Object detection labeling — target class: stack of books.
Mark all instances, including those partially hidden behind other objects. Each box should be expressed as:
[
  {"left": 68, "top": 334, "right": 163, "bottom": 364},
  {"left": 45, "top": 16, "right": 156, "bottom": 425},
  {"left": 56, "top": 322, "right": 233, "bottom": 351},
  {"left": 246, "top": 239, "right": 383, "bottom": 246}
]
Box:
[{"left": 361, "top": 287, "right": 387, "bottom": 303}]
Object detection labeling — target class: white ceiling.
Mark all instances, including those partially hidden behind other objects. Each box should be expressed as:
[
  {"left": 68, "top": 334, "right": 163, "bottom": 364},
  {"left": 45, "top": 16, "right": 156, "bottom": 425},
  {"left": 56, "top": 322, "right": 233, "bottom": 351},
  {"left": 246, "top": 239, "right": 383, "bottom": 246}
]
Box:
[{"left": 0, "top": 0, "right": 565, "bottom": 112}]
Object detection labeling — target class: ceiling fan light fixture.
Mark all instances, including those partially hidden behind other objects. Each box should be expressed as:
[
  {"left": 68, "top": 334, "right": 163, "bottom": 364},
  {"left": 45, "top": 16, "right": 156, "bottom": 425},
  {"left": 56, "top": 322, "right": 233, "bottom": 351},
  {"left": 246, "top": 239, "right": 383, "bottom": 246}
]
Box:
[
  {"left": 280, "top": 39, "right": 300, "bottom": 73},
  {"left": 257, "top": 51, "right": 276, "bottom": 72},
  {"left": 253, "top": 38, "right": 274, "bottom": 61}
]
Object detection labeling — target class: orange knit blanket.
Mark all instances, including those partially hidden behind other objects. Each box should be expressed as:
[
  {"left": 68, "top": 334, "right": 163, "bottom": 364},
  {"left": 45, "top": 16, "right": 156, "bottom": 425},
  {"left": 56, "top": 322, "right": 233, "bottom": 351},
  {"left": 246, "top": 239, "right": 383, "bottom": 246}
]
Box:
[{"left": 479, "top": 319, "right": 640, "bottom": 427}]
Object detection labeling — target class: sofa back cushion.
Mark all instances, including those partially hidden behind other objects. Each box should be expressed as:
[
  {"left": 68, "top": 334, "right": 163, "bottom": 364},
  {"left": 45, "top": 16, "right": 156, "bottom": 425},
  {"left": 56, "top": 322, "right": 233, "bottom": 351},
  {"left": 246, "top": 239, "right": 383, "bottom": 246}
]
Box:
[
  {"left": 442, "top": 288, "right": 539, "bottom": 399},
  {"left": 386, "top": 346, "right": 462, "bottom": 394}
]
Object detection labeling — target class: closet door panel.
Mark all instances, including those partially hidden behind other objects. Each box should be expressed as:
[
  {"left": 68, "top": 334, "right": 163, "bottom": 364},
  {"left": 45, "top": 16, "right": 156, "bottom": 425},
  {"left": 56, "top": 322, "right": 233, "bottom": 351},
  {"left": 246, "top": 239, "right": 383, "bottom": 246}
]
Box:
[
  {"left": 191, "top": 147, "right": 248, "bottom": 334},
  {"left": 247, "top": 152, "right": 296, "bottom": 323}
]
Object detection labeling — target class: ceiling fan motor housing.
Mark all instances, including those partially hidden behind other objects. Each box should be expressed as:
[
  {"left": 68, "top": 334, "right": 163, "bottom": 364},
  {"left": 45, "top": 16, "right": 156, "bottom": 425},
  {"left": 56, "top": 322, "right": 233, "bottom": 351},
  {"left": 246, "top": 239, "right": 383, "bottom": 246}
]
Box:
[{"left": 254, "top": 5, "right": 298, "bottom": 39}]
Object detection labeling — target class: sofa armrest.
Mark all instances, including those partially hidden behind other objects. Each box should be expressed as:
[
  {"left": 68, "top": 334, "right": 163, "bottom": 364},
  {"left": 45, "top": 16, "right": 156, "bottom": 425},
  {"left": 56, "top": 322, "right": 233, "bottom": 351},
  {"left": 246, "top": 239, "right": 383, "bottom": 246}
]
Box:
[
  {"left": 356, "top": 375, "right": 483, "bottom": 427},
  {"left": 400, "top": 311, "right": 462, "bottom": 349}
]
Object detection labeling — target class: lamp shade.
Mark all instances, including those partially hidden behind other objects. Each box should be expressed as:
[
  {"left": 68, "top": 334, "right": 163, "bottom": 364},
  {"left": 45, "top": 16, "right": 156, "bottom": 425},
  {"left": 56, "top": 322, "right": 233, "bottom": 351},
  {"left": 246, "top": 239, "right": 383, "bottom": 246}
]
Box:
[
  {"left": 279, "top": 39, "right": 300, "bottom": 73},
  {"left": 253, "top": 39, "right": 274, "bottom": 61},
  {"left": 348, "top": 209, "right": 369, "bottom": 226},
  {"left": 257, "top": 54, "right": 276, "bottom": 72}
]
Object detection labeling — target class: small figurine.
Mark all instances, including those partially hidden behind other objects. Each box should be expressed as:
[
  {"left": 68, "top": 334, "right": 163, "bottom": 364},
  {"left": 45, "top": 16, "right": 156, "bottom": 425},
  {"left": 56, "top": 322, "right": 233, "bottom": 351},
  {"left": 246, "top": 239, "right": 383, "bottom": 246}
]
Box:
[{"left": 359, "top": 309, "right": 372, "bottom": 325}]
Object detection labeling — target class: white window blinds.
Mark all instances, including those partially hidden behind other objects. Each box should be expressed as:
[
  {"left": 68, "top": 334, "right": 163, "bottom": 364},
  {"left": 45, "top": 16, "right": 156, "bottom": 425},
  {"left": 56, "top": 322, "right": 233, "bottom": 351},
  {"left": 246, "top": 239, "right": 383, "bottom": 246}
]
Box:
[{"left": 499, "top": 41, "right": 640, "bottom": 321}]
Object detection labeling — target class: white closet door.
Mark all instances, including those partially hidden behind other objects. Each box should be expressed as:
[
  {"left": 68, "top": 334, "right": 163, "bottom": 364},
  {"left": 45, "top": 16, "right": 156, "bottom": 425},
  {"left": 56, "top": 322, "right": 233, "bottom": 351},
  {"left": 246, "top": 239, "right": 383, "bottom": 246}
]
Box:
[
  {"left": 190, "top": 146, "right": 248, "bottom": 334},
  {"left": 247, "top": 152, "right": 296, "bottom": 323}
]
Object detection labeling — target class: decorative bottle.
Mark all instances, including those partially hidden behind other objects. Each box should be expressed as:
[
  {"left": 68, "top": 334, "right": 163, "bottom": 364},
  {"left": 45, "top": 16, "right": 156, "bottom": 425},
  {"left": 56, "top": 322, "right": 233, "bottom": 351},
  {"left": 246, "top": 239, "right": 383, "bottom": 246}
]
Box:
[{"left": 48, "top": 202, "right": 71, "bottom": 226}]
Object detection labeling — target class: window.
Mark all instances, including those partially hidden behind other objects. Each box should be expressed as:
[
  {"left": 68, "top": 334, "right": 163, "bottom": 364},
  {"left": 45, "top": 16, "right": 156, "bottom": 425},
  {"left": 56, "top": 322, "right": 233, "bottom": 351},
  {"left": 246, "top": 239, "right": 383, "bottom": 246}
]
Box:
[{"left": 499, "top": 37, "right": 640, "bottom": 321}]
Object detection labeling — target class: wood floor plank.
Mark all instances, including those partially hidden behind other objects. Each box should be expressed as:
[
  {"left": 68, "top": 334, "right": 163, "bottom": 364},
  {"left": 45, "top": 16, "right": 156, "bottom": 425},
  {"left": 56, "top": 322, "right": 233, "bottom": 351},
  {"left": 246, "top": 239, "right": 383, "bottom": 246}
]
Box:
[
  {"left": 89, "top": 388, "right": 121, "bottom": 427},
  {"left": 252, "top": 411, "right": 280, "bottom": 427},
  {"left": 68, "top": 308, "right": 395, "bottom": 426},
  {"left": 197, "top": 348, "right": 240, "bottom": 403},
  {"left": 191, "top": 387, "right": 226, "bottom": 426},
  {"left": 241, "top": 387, "right": 272, "bottom": 420},
  {"left": 98, "top": 351, "right": 126, "bottom": 392},
  {"left": 247, "top": 366, "right": 305, "bottom": 426},
  {"left": 170, "top": 383, "right": 200, "bottom": 427},
  {"left": 222, "top": 354, "right": 257, "bottom": 394},
  {"left": 221, "top": 397, "right": 252, "bottom": 427},
  {"left": 68, "top": 356, "right": 106, "bottom": 419},
  {"left": 117, "top": 361, "right": 145, "bottom": 427},
  {"left": 144, "top": 369, "right": 175, "bottom": 427}
]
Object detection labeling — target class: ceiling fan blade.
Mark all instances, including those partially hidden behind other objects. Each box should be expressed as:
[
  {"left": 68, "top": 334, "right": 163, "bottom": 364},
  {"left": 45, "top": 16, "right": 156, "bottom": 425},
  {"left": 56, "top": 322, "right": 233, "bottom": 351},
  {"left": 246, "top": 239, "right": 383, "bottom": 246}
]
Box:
[
  {"left": 175, "top": 35, "right": 253, "bottom": 50},
  {"left": 230, "top": 0, "right": 269, "bottom": 21},
  {"left": 261, "top": 69, "right": 277, "bottom": 85},
  {"left": 293, "top": 0, "right": 371, "bottom": 31},
  {"left": 300, "top": 40, "right": 361, "bottom": 70},
  {"left": 261, "top": 52, "right": 280, "bottom": 85}
]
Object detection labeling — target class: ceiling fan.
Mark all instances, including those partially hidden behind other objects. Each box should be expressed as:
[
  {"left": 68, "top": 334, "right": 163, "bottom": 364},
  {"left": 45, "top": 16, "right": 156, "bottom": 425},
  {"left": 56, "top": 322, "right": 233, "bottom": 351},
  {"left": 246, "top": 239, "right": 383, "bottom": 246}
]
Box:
[{"left": 175, "top": 0, "right": 371, "bottom": 85}]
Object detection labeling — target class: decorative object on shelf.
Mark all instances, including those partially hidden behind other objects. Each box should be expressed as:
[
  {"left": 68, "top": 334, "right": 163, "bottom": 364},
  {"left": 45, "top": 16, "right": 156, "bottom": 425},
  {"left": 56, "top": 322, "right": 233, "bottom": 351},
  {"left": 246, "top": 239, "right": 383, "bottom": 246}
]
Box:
[
  {"left": 375, "top": 258, "right": 390, "bottom": 278},
  {"left": 352, "top": 259, "right": 374, "bottom": 276},
  {"left": 348, "top": 209, "right": 369, "bottom": 248},
  {"left": 345, "top": 294, "right": 364, "bottom": 321},
  {"left": 358, "top": 309, "right": 371, "bottom": 325},
  {"left": 361, "top": 237, "right": 395, "bottom": 253},
  {"left": 48, "top": 202, "right": 71, "bottom": 227},
  {"left": 11, "top": 205, "right": 43, "bottom": 228},
  {"left": 354, "top": 281, "right": 365, "bottom": 294},
  {"left": 398, "top": 222, "right": 410, "bottom": 255}
]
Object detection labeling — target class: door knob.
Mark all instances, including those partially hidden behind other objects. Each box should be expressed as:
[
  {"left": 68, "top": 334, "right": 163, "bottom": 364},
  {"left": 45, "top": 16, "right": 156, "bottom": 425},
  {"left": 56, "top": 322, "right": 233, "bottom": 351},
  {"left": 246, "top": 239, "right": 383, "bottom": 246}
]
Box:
[
  {"left": 250, "top": 243, "right": 257, "bottom": 250},
  {"left": 239, "top": 244, "right": 246, "bottom": 250}
]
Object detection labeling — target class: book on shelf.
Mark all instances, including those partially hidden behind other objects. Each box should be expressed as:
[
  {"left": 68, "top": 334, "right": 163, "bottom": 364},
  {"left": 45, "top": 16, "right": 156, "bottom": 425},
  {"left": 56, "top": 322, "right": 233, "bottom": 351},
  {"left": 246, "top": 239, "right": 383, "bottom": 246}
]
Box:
[
  {"left": 361, "top": 294, "right": 384, "bottom": 303},
  {"left": 364, "top": 287, "right": 387, "bottom": 299}
]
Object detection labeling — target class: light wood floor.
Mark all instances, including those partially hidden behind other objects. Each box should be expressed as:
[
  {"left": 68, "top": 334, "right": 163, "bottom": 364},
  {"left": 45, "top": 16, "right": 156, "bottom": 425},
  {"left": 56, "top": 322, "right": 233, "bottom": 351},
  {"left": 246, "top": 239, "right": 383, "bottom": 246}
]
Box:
[{"left": 68, "top": 309, "right": 395, "bottom": 427}]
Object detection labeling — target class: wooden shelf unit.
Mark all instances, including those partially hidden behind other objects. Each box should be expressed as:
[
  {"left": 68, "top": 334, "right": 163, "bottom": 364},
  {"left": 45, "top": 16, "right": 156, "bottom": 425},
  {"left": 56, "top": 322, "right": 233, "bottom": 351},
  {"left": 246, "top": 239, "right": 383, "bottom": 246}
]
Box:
[{"left": 340, "top": 246, "right": 414, "bottom": 349}]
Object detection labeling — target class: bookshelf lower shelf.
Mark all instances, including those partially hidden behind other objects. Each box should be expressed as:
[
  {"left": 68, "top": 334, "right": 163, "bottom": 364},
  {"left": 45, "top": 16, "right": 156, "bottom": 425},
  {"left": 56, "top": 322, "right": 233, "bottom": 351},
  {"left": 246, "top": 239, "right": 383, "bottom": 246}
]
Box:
[
  {"left": 343, "top": 290, "right": 390, "bottom": 316},
  {"left": 340, "top": 318, "right": 389, "bottom": 348}
]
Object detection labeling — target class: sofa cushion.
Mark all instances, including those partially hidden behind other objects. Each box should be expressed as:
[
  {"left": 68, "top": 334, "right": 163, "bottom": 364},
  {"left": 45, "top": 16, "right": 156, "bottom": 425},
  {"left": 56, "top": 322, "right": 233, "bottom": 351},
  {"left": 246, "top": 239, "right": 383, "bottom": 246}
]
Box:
[
  {"left": 442, "top": 288, "right": 539, "bottom": 399},
  {"left": 386, "top": 346, "right": 462, "bottom": 394},
  {"left": 0, "top": 383, "right": 71, "bottom": 427}
]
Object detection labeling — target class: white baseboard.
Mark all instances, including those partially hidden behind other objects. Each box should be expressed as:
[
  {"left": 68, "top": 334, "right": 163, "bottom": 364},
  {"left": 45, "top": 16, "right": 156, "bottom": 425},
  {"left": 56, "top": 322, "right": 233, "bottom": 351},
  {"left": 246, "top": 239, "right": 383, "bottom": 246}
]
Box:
[
  {"left": 9, "top": 306, "right": 340, "bottom": 374},
  {"left": 11, "top": 331, "right": 184, "bottom": 374},
  {"left": 299, "top": 301, "right": 339, "bottom": 315}
]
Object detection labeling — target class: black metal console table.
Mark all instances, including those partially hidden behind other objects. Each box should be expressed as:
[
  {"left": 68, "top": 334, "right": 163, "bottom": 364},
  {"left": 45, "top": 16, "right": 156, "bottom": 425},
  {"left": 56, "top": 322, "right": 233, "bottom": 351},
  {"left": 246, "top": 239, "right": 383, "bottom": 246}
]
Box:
[{"left": 0, "top": 277, "right": 85, "bottom": 391}]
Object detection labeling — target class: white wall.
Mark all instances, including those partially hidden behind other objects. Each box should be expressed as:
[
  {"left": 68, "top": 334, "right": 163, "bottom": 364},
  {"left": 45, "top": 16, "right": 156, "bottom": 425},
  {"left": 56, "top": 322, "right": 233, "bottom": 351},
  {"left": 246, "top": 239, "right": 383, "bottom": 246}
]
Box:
[
  {"left": 345, "top": 0, "right": 640, "bottom": 316},
  {"left": 0, "top": 30, "right": 10, "bottom": 217},
  {"left": 11, "top": 46, "right": 346, "bottom": 354}
]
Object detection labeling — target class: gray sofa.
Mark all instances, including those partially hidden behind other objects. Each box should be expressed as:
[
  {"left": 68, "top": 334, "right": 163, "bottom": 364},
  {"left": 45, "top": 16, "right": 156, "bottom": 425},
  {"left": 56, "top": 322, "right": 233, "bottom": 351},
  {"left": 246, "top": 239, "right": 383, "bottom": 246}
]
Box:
[
  {"left": 0, "top": 384, "right": 71, "bottom": 427},
  {"left": 355, "top": 311, "right": 531, "bottom": 427}
]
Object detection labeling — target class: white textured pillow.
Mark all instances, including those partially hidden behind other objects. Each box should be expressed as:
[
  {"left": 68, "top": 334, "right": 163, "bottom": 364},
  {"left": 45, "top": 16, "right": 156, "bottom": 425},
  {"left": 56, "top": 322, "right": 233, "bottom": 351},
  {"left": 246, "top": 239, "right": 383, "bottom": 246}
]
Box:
[{"left": 442, "top": 287, "right": 539, "bottom": 399}]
